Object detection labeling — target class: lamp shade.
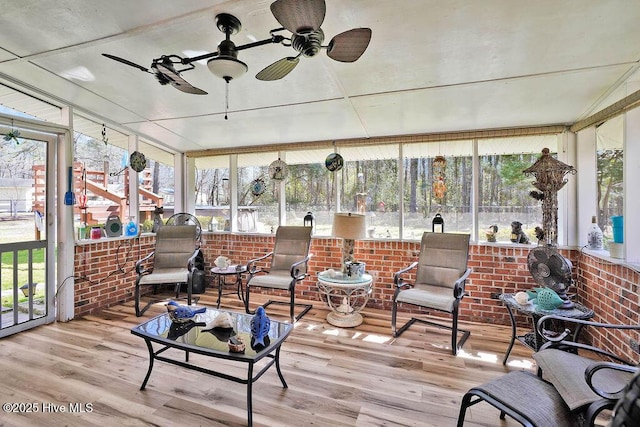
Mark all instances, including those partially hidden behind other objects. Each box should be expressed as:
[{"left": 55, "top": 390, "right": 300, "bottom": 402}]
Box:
[
  {"left": 207, "top": 56, "right": 248, "bottom": 80},
  {"left": 332, "top": 213, "right": 366, "bottom": 240}
]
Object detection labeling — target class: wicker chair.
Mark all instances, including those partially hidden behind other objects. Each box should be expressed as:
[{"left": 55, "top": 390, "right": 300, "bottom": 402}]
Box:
[
  {"left": 244, "top": 226, "right": 312, "bottom": 322},
  {"left": 391, "top": 232, "right": 472, "bottom": 355}
]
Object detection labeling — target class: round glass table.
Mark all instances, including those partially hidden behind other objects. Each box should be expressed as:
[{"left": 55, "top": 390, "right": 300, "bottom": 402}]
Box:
[{"left": 317, "top": 271, "right": 373, "bottom": 327}]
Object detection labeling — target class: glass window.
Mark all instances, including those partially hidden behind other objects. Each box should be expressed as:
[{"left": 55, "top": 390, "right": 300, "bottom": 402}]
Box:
[
  {"left": 238, "top": 152, "right": 279, "bottom": 233},
  {"left": 596, "top": 116, "right": 624, "bottom": 248},
  {"left": 403, "top": 141, "right": 473, "bottom": 239},
  {"left": 283, "top": 147, "right": 336, "bottom": 236},
  {"left": 477, "top": 135, "right": 556, "bottom": 243},
  {"left": 195, "top": 155, "right": 230, "bottom": 231},
  {"left": 137, "top": 140, "right": 173, "bottom": 231},
  {"left": 339, "top": 144, "right": 400, "bottom": 239},
  {"left": 72, "top": 117, "right": 129, "bottom": 233}
]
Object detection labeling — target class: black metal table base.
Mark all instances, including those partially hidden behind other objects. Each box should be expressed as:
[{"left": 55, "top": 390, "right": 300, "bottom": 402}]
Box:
[
  {"left": 140, "top": 339, "right": 287, "bottom": 426},
  {"left": 500, "top": 294, "right": 592, "bottom": 365}
]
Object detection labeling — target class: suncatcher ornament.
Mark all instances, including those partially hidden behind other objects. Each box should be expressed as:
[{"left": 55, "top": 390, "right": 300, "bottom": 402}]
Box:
[{"left": 433, "top": 155, "right": 447, "bottom": 200}]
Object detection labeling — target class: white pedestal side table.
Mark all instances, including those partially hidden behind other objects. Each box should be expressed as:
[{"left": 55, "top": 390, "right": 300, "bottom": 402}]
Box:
[{"left": 317, "top": 271, "right": 373, "bottom": 327}]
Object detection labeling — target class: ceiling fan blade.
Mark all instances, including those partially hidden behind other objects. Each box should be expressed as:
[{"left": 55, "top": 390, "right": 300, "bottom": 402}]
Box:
[
  {"left": 102, "top": 53, "right": 150, "bottom": 72},
  {"left": 270, "top": 0, "right": 326, "bottom": 34},
  {"left": 155, "top": 63, "right": 208, "bottom": 95},
  {"left": 327, "top": 28, "right": 372, "bottom": 63},
  {"left": 256, "top": 57, "right": 300, "bottom": 81}
]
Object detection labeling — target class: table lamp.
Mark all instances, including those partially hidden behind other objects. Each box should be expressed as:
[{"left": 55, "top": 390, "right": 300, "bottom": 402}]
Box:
[{"left": 332, "top": 212, "right": 366, "bottom": 274}]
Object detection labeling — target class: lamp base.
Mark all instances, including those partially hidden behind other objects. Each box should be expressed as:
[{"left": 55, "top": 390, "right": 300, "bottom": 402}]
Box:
[{"left": 341, "top": 238, "right": 355, "bottom": 274}]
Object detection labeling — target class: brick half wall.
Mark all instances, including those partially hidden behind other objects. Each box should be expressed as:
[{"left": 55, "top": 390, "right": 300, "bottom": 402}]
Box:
[{"left": 73, "top": 233, "right": 639, "bottom": 363}]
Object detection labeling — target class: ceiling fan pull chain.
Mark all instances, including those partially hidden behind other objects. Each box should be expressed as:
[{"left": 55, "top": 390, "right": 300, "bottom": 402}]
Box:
[{"left": 225, "top": 81, "right": 229, "bottom": 120}]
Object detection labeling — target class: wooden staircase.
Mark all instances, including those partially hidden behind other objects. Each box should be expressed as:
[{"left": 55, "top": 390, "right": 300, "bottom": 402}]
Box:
[{"left": 32, "top": 162, "right": 163, "bottom": 225}]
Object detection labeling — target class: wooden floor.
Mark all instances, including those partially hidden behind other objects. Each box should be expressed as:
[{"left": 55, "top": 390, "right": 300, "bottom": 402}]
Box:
[{"left": 0, "top": 292, "right": 540, "bottom": 427}]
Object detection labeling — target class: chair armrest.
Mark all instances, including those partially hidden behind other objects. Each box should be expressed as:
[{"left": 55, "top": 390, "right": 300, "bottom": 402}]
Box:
[
  {"left": 135, "top": 251, "right": 155, "bottom": 275},
  {"left": 246, "top": 252, "right": 273, "bottom": 275},
  {"left": 537, "top": 315, "right": 640, "bottom": 364},
  {"left": 394, "top": 261, "right": 419, "bottom": 289},
  {"left": 585, "top": 362, "right": 639, "bottom": 400},
  {"left": 187, "top": 248, "right": 200, "bottom": 271},
  {"left": 290, "top": 255, "right": 311, "bottom": 280},
  {"left": 453, "top": 267, "right": 472, "bottom": 299}
]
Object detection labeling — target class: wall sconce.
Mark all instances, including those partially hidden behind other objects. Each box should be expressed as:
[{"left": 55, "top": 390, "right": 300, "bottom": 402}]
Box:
[
  {"left": 332, "top": 212, "right": 366, "bottom": 274},
  {"left": 432, "top": 213, "right": 444, "bottom": 233}
]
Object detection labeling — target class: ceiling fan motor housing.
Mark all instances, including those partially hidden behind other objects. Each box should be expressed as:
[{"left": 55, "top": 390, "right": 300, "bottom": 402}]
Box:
[{"left": 292, "top": 29, "right": 325, "bottom": 57}]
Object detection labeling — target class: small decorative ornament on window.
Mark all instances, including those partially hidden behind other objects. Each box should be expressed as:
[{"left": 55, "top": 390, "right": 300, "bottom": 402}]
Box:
[
  {"left": 433, "top": 155, "right": 447, "bottom": 200},
  {"left": 325, "top": 152, "right": 344, "bottom": 172},
  {"left": 268, "top": 158, "right": 288, "bottom": 181},
  {"left": 250, "top": 178, "right": 266, "bottom": 196}
]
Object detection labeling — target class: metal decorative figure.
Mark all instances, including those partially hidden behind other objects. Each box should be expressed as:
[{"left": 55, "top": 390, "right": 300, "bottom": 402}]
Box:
[{"left": 523, "top": 148, "right": 576, "bottom": 246}]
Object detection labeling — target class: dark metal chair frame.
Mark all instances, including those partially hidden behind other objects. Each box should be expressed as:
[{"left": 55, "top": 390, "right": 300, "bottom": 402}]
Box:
[
  {"left": 391, "top": 232, "right": 472, "bottom": 355},
  {"left": 244, "top": 226, "right": 313, "bottom": 322},
  {"left": 134, "top": 224, "right": 201, "bottom": 316}
]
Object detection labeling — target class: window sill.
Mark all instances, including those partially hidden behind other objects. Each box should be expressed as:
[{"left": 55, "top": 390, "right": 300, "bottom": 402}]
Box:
[{"left": 581, "top": 247, "right": 640, "bottom": 273}]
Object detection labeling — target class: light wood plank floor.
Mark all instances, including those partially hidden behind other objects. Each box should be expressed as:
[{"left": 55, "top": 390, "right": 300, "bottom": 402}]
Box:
[{"left": 0, "top": 292, "right": 541, "bottom": 426}]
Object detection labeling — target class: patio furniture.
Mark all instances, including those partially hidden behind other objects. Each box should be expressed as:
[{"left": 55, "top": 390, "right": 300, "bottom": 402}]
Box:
[
  {"left": 532, "top": 315, "right": 640, "bottom": 424},
  {"left": 134, "top": 224, "right": 202, "bottom": 316},
  {"left": 244, "top": 226, "right": 313, "bottom": 322},
  {"left": 458, "top": 315, "right": 640, "bottom": 426},
  {"left": 131, "top": 307, "right": 293, "bottom": 427},
  {"left": 391, "top": 232, "right": 472, "bottom": 355}
]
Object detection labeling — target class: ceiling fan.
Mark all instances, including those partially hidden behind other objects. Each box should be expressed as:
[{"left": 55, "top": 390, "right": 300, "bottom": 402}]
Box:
[
  {"left": 101, "top": 53, "right": 208, "bottom": 95},
  {"left": 256, "top": 0, "right": 372, "bottom": 81},
  {"left": 103, "top": 0, "right": 371, "bottom": 88}
]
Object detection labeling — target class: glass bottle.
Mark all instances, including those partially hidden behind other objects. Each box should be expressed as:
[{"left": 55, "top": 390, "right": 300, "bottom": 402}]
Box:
[{"left": 587, "top": 215, "right": 603, "bottom": 249}]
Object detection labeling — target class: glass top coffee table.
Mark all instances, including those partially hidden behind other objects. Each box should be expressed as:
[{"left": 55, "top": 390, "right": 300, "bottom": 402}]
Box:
[{"left": 131, "top": 307, "right": 293, "bottom": 426}]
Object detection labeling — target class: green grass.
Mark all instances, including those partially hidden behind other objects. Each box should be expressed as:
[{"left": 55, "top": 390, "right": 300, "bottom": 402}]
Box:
[{"left": 1, "top": 248, "right": 46, "bottom": 291}]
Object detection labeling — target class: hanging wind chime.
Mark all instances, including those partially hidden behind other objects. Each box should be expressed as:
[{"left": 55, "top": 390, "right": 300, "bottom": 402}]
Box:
[{"left": 432, "top": 155, "right": 447, "bottom": 200}]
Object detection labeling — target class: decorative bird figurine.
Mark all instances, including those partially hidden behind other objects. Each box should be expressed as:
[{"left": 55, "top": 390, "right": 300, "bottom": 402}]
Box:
[
  {"left": 250, "top": 306, "right": 271, "bottom": 350},
  {"left": 165, "top": 300, "right": 206, "bottom": 322}
]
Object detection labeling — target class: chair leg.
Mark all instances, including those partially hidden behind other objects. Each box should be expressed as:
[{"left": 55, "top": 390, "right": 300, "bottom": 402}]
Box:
[
  {"left": 262, "top": 300, "right": 312, "bottom": 322},
  {"left": 391, "top": 300, "right": 398, "bottom": 336},
  {"left": 244, "top": 283, "right": 253, "bottom": 314},
  {"left": 393, "top": 314, "right": 470, "bottom": 355},
  {"left": 135, "top": 283, "right": 142, "bottom": 317}
]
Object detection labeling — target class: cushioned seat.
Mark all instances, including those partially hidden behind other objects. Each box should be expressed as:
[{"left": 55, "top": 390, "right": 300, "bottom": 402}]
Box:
[
  {"left": 245, "top": 226, "right": 313, "bottom": 322},
  {"left": 134, "top": 224, "right": 202, "bottom": 316},
  {"left": 533, "top": 348, "right": 634, "bottom": 411},
  {"left": 457, "top": 371, "right": 574, "bottom": 427},
  {"left": 391, "top": 232, "right": 472, "bottom": 355}
]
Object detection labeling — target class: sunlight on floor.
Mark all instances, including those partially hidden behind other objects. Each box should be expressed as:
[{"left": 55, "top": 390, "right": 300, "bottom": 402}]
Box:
[
  {"left": 321, "top": 328, "right": 391, "bottom": 344},
  {"left": 362, "top": 334, "right": 391, "bottom": 344},
  {"left": 506, "top": 358, "right": 535, "bottom": 370},
  {"left": 457, "top": 349, "right": 499, "bottom": 364}
]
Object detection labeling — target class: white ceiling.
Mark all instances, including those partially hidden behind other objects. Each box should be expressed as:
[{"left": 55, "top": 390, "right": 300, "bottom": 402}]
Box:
[{"left": 0, "top": 0, "right": 639, "bottom": 154}]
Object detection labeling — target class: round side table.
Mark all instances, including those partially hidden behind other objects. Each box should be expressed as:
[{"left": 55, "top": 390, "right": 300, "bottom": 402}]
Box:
[
  {"left": 317, "top": 271, "right": 373, "bottom": 327},
  {"left": 211, "top": 265, "right": 247, "bottom": 309}
]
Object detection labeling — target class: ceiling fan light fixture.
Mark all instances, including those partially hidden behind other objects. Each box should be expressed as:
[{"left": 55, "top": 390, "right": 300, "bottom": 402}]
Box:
[{"left": 207, "top": 56, "right": 248, "bottom": 80}]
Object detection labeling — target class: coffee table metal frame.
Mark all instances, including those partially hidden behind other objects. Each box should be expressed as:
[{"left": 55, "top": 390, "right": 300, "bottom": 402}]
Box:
[{"left": 131, "top": 308, "right": 293, "bottom": 426}]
